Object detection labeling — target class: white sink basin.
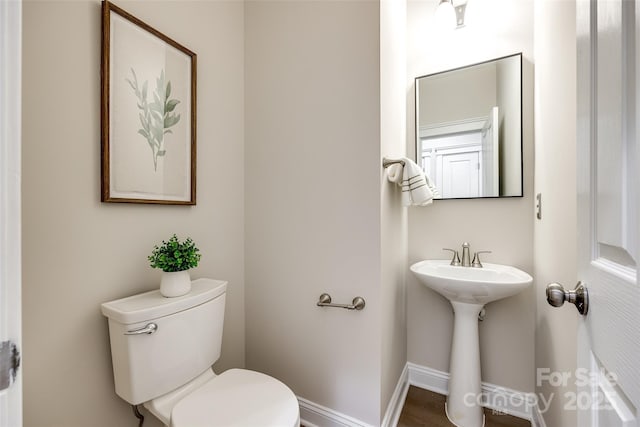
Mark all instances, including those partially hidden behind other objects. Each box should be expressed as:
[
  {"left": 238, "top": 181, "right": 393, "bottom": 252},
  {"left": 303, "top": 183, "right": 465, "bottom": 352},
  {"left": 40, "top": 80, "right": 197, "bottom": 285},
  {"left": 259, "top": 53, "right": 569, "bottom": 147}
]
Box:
[
  {"left": 410, "top": 259, "right": 532, "bottom": 305},
  {"left": 410, "top": 259, "right": 532, "bottom": 427}
]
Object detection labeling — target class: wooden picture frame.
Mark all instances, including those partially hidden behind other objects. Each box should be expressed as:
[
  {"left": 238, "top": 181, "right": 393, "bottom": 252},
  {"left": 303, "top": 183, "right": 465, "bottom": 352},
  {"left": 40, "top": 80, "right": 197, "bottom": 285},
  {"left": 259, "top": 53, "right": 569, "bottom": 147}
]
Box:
[{"left": 101, "top": 1, "right": 197, "bottom": 204}]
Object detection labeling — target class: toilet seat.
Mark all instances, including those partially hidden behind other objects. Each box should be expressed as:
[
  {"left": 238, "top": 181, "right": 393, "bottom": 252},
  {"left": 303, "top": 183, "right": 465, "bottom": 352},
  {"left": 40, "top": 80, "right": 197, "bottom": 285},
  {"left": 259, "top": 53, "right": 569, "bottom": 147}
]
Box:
[{"left": 170, "top": 369, "right": 300, "bottom": 427}]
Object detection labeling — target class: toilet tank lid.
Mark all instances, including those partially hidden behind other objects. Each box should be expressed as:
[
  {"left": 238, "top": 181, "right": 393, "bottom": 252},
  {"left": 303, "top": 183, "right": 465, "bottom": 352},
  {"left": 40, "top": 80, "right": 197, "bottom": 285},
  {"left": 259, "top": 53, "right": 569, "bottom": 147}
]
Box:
[{"left": 101, "top": 278, "right": 227, "bottom": 325}]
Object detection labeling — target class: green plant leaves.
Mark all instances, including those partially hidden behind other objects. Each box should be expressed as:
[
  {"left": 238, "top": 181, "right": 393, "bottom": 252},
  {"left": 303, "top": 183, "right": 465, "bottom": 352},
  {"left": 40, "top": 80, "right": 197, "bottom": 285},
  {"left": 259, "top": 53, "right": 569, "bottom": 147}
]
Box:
[
  {"left": 148, "top": 234, "right": 201, "bottom": 272},
  {"left": 125, "top": 78, "right": 136, "bottom": 92},
  {"left": 164, "top": 114, "right": 180, "bottom": 128},
  {"left": 165, "top": 99, "right": 180, "bottom": 113},
  {"left": 127, "top": 68, "right": 182, "bottom": 172}
]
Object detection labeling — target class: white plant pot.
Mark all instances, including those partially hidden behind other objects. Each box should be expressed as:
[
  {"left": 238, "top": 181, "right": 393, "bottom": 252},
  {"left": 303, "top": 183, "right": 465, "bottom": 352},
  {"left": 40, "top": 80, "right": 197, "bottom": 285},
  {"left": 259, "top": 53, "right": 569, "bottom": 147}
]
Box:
[{"left": 160, "top": 270, "right": 191, "bottom": 298}]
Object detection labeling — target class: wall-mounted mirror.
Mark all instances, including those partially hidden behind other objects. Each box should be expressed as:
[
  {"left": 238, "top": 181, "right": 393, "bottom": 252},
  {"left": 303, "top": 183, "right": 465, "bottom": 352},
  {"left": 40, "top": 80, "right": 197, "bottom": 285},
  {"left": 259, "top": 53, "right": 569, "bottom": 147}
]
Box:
[{"left": 415, "top": 53, "right": 523, "bottom": 199}]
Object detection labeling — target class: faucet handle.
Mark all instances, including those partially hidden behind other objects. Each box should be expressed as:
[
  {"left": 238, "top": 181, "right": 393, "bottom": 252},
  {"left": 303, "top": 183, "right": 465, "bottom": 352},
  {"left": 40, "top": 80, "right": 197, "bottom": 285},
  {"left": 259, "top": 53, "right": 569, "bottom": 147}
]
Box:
[
  {"left": 443, "top": 248, "right": 461, "bottom": 266},
  {"left": 471, "top": 251, "right": 492, "bottom": 268}
]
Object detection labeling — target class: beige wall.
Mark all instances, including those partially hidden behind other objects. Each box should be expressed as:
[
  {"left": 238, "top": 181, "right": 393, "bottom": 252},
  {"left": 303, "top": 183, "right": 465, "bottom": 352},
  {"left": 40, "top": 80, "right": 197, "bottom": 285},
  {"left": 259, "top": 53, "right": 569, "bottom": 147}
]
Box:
[
  {"left": 380, "top": 0, "right": 408, "bottom": 419},
  {"left": 22, "top": 1, "right": 245, "bottom": 426},
  {"left": 533, "top": 1, "right": 578, "bottom": 426},
  {"left": 407, "top": 0, "right": 535, "bottom": 392},
  {"left": 244, "top": 1, "right": 395, "bottom": 424},
  {"left": 418, "top": 64, "right": 497, "bottom": 126}
]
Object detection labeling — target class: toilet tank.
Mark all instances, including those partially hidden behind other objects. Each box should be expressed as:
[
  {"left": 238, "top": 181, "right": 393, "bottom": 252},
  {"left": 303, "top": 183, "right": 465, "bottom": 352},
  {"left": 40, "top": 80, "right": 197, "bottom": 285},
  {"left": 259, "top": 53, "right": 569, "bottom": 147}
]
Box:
[{"left": 101, "top": 278, "right": 227, "bottom": 405}]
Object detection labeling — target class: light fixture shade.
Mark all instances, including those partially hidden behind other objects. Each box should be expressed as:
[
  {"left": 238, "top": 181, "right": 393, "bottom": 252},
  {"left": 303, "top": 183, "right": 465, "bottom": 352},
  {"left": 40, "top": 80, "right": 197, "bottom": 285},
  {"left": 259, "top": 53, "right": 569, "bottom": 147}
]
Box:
[
  {"left": 435, "top": 0, "right": 457, "bottom": 31},
  {"left": 454, "top": 3, "right": 467, "bottom": 27}
]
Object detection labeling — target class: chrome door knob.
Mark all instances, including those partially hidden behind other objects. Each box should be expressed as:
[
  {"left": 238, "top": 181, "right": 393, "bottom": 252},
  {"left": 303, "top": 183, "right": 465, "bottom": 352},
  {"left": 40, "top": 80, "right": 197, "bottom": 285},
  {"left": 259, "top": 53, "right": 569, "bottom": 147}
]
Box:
[{"left": 546, "top": 281, "right": 589, "bottom": 315}]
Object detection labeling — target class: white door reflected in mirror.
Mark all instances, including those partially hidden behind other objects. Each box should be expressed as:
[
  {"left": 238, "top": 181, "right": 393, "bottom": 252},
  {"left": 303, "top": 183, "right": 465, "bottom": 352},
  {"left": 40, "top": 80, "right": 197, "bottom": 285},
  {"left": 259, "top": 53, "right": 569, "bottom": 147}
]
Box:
[{"left": 419, "top": 107, "right": 499, "bottom": 198}]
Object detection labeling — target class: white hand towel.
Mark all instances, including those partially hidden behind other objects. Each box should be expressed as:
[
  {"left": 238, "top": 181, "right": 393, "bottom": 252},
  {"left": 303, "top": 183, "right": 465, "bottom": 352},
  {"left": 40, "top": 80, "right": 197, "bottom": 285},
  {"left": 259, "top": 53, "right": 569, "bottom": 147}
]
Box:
[
  {"left": 385, "top": 157, "right": 438, "bottom": 206},
  {"left": 385, "top": 162, "right": 404, "bottom": 184}
]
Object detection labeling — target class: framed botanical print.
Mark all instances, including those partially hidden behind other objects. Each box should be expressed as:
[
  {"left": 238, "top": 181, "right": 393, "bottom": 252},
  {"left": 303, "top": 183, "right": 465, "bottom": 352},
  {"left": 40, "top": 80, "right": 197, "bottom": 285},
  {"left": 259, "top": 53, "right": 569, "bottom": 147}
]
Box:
[{"left": 101, "top": 1, "right": 197, "bottom": 204}]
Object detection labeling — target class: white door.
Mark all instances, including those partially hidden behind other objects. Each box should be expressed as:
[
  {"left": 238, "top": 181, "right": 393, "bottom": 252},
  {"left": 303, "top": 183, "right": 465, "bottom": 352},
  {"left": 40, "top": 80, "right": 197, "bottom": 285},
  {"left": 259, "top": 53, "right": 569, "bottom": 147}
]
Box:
[
  {"left": 0, "top": 1, "right": 23, "bottom": 426},
  {"left": 439, "top": 150, "right": 480, "bottom": 198},
  {"left": 481, "top": 106, "right": 499, "bottom": 197},
  {"left": 574, "top": 0, "right": 640, "bottom": 425}
]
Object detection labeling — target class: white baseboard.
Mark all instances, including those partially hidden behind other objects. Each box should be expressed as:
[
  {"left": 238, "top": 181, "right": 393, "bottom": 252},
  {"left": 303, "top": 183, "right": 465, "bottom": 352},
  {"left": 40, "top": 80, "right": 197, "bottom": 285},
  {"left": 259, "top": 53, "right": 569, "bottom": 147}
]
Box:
[
  {"left": 407, "top": 362, "right": 537, "bottom": 425},
  {"left": 298, "top": 364, "right": 409, "bottom": 427},
  {"left": 298, "top": 362, "right": 546, "bottom": 427},
  {"left": 406, "top": 362, "right": 449, "bottom": 395},
  {"left": 530, "top": 403, "right": 547, "bottom": 427},
  {"left": 298, "top": 397, "right": 374, "bottom": 427},
  {"left": 381, "top": 364, "right": 410, "bottom": 427}
]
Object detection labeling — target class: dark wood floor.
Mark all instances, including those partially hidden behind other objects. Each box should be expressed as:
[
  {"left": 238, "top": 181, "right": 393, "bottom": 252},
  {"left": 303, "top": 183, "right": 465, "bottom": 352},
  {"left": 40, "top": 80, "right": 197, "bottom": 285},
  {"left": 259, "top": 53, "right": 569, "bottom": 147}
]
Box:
[{"left": 397, "top": 386, "right": 531, "bottom": 427}]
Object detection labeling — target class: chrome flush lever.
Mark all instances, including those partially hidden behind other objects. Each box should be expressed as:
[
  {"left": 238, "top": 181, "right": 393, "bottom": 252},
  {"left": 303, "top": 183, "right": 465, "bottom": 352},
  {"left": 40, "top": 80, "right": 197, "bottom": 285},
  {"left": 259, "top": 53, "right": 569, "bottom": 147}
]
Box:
[{"left": 124, "top": 323, "right": 158, "bottom": 335}]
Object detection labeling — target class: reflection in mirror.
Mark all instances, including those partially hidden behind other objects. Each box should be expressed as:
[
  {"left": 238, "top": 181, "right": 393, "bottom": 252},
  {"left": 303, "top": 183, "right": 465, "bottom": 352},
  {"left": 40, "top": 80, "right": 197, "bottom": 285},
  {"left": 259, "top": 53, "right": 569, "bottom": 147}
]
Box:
[{"left": 415, "top": 53, "right": 523, "bottom": 199}]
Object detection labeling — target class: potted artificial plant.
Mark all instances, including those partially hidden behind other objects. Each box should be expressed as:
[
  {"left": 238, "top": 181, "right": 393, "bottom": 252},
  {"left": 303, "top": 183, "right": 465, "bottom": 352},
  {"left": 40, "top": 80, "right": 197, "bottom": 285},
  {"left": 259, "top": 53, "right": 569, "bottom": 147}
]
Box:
[{"left": 149, "top": 234, "right": 201, "bottom": 297}]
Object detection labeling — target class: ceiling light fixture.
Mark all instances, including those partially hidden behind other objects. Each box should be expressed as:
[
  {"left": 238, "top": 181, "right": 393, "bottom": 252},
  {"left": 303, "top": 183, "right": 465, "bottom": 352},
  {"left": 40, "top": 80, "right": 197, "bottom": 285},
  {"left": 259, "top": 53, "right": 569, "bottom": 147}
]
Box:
[{"left": 435, "top": 0, "right": 468, "bottom": 30}]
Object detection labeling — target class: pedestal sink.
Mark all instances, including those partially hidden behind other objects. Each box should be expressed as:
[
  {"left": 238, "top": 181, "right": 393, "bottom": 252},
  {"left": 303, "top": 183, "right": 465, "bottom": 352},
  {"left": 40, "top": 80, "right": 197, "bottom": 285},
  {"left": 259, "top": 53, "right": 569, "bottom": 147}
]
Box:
[{"left": 410, "top": 260, "right": 532, "bottom": 427}]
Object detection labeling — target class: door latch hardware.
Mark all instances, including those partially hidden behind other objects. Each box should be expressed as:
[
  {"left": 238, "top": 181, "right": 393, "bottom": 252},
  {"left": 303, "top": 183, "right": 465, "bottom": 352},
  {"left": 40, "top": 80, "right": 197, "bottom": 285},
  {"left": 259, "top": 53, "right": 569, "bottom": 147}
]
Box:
[
  {"left": 536, "top": 193, "right": 542, "bottom": 220},
  {"left": 546, "top": 281, "right": 589, "bottom": 315},
  {"left": 0, "top": 340, "right": 21, "bottom": 391}
]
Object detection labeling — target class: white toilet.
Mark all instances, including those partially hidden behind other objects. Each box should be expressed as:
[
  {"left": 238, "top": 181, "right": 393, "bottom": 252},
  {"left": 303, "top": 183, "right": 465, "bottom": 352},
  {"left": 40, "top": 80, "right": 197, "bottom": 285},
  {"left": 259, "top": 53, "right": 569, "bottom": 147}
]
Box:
[{"left": 101, "top": 278, "right": 300, "bottom": 427}]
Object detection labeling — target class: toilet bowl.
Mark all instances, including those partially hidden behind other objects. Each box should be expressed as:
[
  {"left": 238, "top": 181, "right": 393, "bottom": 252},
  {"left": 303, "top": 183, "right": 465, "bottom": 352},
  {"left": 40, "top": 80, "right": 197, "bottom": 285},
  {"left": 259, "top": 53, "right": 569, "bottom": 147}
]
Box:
[
  {"left": 101, "top": 278, "right": 300, "bottom": 426},
  {"left": 150, "top": 368, "right": 299, "bottom": 427}
]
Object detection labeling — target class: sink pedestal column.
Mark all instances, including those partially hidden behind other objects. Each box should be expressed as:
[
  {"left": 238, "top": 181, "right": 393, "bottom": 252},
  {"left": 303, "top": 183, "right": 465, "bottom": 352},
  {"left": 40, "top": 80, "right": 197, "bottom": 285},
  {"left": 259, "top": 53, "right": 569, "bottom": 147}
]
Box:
[{"left": 446, "top": 301, "right": 485, "bottom": 427}]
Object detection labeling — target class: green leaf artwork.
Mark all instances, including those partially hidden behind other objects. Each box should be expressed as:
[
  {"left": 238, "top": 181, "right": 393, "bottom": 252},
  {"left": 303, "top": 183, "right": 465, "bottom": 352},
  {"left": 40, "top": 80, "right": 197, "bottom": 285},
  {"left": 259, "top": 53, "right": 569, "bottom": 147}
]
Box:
[{"left": 126, "top": 68, "right": 181, "bottom": 171}]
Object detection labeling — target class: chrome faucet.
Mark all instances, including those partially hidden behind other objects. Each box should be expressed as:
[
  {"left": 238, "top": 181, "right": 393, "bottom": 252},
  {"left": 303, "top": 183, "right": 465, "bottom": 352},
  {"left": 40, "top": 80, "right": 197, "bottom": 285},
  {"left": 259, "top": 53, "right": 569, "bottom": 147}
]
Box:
[
  {"left": 442, "top": 248, "right": 461, "bottom": 266},
  {"left": 443, "top": 243, "right": 492, "bottom": 268},
  {"left": 461, "top": 242, "right": 471, "bottom": 267},
  {"left": 471, "top": 251, "right": 492, "bottom": 268}
]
